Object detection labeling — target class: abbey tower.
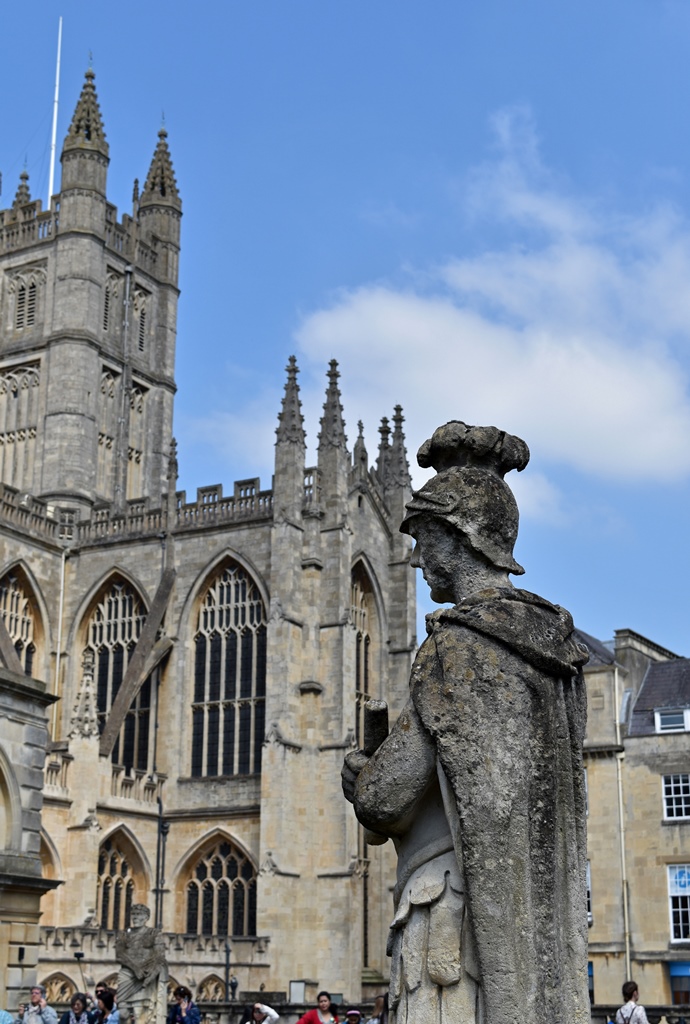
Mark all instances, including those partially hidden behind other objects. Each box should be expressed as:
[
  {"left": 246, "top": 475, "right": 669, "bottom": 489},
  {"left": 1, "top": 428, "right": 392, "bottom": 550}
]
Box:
[{"left": 0, "top": 71, "right": 416, "bottom": 1007}]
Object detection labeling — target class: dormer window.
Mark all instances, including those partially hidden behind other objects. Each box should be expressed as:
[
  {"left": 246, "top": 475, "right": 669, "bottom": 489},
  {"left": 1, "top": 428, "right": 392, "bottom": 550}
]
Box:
[{"left": 656, "top": 709, "right": 690, "bottom": 734}]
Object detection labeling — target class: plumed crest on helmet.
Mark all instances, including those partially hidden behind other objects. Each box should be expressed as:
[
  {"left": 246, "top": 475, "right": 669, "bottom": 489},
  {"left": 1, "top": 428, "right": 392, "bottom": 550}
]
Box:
[{"left": 416, "top": 421, "right": 529, "bottom": 477}]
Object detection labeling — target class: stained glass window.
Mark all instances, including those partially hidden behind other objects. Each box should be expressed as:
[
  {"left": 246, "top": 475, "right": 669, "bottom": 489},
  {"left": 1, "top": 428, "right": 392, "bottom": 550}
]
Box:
[
  {"left": 191, "top": 564, "right": 266, "bottom": 777},
  {"left": 84, "top": 579, "right": 156, "bottom": 773},
  {"left": 97, "top": 836, "right": 135, "bottom": 931},
  {"left": 185, "top": 840, "right": 257, "bottom": 937}
]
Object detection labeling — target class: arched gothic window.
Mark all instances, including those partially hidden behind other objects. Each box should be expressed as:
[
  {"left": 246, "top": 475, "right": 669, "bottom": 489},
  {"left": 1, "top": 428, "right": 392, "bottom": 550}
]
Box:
[
  {"left": 84, "top": 579, "right": 156, "bottom": 773},
  {"left": 185, "top": 839, "right": 257, "bottom": 937},
  {"left": 351, "top": 565, "right": 376, "bottom": 748},
  {"left": 191, "top": 563, "right": 266, "bottom": 778},
  {"left": 351, "top": 563, "right": 381, "bottom": 969},
  {"left": 10, "top": 268, "right": 45, "bottom": 332},
  {"left": 97, "top": 836, "right": 136, "bottom": 931},
  {"left": 0, "top": 571, "right": 38, "bottom": 675}
]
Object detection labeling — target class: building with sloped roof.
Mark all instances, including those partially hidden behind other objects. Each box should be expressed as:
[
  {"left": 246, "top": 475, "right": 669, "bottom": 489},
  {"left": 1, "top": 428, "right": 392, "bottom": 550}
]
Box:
[{"left": 579, "top": 627, "right": 690, "bottom": 1007}]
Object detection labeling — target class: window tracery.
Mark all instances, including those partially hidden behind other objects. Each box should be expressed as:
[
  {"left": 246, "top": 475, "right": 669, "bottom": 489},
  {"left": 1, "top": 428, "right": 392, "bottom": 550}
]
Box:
[
  {"left": 7, "top": 266, "right": 46, "bottom": 332},
  {"left": 97, "top": 835, "right": 136, "bottom": 931},
  {"left": 185, "top": 839, "right": 257, "bottom": 937},
  {"left": 351, "top": 564, "right": 375, "bottom": 748},
  {"left": 84, "top": 578, "right": 155, "bottom": 773},
  {"left": 191, "top": 563, "right": 266, "bottom": 778},
  {"left": 0, "top": 570, "right": 38, "bottom": 675}
]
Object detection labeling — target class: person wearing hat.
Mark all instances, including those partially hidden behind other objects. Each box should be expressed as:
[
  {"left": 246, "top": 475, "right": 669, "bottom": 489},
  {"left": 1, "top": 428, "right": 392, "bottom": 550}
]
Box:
[
  {"left": 343, "top": 1012, "right": 361, "bottom": 1023},
  {"left": 343, "top": 421, "right": 590, "bottom": 1024}
]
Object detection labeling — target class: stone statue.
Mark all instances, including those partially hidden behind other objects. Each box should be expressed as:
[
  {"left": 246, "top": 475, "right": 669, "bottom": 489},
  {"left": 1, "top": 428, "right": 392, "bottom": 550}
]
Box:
[
  {"left": 115, "top": 904, "right": 168, "bottom": 1024},
  {"left": 342, "top": 421, "right": 590, "bottom": 1024}
]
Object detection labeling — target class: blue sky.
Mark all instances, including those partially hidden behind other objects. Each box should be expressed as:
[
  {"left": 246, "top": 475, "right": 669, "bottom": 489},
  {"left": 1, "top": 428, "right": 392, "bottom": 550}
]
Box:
[{"left": 2, "top": 0, "right": 690, "bottom": 653}]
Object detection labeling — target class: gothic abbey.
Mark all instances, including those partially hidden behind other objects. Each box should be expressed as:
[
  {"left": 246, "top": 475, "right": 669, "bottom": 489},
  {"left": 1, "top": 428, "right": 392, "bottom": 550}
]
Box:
[{"left": 0, "top": 70, "right": 417, "bottom": 1006}]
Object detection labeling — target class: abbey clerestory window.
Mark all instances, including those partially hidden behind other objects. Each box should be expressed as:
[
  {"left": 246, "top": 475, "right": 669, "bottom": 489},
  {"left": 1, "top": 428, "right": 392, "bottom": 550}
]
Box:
[
  {"left": 0, "top": 571, "right": 37, "bottom": 675},
  {"left": 351, "top": 564, "right": 374, "bottom": 748},
  {"left": 191, "top": 563, "right": 266, "bottom": 777},
  {"left": 185, "top": 839, "right": 257, "bottom": 937},
  {"left": 85, "top": 579, "right": 157, "bottom": 774},
  {"left": 97, "top": 835, "right": 137, "bottom": 931}
]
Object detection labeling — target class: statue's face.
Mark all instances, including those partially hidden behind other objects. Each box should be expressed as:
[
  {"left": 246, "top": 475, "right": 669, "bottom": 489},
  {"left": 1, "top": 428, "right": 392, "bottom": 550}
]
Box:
[
  {"left": 130, "top": 906, "right": 149, "bottom": 927},
  {"left": 408, "top": 516, "right": 458, "bottom": 604}
]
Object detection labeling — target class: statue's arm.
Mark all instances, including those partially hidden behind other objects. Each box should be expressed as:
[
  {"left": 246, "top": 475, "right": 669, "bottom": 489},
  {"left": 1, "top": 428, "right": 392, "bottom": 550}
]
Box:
[{"left": 343, "top": 698, "right": 436, "bottom": 837}]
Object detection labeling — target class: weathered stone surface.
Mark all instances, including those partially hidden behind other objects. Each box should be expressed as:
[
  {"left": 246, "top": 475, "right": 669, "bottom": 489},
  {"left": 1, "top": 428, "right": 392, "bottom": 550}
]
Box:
[
  {"left": 116, "top": 904, "right": 168, "bottom": 1024},
  {"left": 343, "top": 421, "right": 590, "bottom": 1024}
]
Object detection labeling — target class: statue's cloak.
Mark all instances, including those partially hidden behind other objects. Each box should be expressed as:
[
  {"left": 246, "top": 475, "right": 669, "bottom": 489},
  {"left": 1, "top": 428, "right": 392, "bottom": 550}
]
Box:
[{"left": 412, "top": 587, "right": 590, "bottom": 1024}]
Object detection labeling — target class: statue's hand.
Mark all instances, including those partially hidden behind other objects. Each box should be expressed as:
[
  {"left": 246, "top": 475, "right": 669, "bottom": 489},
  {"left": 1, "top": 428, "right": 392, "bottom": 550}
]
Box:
[{"left": 342, "top": 749, "right": 369, "bottom": 803}]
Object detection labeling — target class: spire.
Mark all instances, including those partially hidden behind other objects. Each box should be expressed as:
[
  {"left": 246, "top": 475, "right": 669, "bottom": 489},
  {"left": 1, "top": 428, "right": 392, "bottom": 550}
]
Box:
[
  {"left": 140, "top": 127, "right": 181, "bottom": 209},
  {"left": 376, "top": 416, "right": 391, "bottom": 484},
  {"left": 353, "top": 420, "right": 368, "bottom": 480},
  {"left": 318, "top": 360, "right": 348, "bottom": 451},
  {"left": 13, "top": 170, "right": 31, "bottom": 208},
  {"left": 276, "top": 356, "right": 306, "bottom": 446},
  {"left": 62, "top": 69, "right": 109, "bottom": 157},
  {"left": 389, "top": 405, "right": 412, "bottom": 488},
  {"left": 168, "top": 437, "right": 179, "bottom": 487},
  {"left": 68, "top": 649, "right": 100, "bottom": 740}
]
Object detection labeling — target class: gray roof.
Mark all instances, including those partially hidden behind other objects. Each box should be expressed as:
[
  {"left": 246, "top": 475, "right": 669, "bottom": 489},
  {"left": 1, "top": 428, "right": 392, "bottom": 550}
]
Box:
[
  {"left": 628, "top": 659, "right": 690, "bottom": 736},
  {"left": 574, "top": 628, "right": 616, "bottom": 667}
]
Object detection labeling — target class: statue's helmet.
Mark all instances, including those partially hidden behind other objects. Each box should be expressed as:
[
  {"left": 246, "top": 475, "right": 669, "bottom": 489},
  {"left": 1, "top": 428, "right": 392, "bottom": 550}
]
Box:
[{"left": 399, "top": 420, "right": 530, "bottom": 576}]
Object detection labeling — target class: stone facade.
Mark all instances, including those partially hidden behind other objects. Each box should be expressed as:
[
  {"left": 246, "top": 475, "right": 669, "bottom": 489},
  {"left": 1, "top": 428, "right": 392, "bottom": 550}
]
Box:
[
  {"left": 580, "top": 627, "right": 690, "bottom": 1007},
  {"left": 0, "top": 71, "right": 416, "bottom": 1007},
  {"left": 0, "top": 665, "right": 59, "bottom": 1006}
]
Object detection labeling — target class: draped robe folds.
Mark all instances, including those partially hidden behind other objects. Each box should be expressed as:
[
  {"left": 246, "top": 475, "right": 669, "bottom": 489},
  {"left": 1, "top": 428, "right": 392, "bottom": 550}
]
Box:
[{"left": 353, "top": 587, "right": 590, "bottom": 1024}]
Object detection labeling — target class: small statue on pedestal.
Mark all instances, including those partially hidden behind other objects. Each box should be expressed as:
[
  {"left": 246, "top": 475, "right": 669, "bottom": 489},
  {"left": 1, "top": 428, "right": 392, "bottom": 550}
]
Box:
[{"left": 116, "top": 904, "right": 168, "bottom": 1024}]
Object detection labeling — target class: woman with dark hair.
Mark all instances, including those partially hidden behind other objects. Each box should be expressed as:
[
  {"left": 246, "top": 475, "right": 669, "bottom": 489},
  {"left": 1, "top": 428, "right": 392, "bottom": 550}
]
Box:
[
  {"left": 59, "top": 994, "right": 90, "bottom": 1024},
  {"left": 167, "top": 987, "right": 200, "bottom": 1024},
  {"left": 296, "top": 993, "right": 337, "bottom": 1024},
  {"left": 95, "top": 991, "right": 119, "bottom": 1024},
  {"left": 239, "top": 1003, "right": 280, "bottom": 1024}
]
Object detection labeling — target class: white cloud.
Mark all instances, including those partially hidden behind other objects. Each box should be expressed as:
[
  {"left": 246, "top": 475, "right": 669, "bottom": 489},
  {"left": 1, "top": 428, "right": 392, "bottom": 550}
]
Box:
[{"left": 294, "top": 107, "right": 690, "bottom": 489}]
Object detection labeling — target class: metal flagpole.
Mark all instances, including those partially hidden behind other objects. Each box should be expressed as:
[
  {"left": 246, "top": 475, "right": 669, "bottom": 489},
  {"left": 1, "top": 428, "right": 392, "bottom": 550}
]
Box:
[{"left": 48, "top": 16, "right": 63, "bottom": 206}]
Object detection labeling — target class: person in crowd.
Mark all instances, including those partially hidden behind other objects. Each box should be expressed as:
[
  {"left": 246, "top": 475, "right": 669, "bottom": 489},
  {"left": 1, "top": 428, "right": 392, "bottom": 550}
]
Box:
[
  {"left": 239, "top": 1004, "right": 279, "bottom": 1024},
  {"left": 615, "top": 981, "right": 649, "bottom": 1024},
  {"left": 59, "top": 994, "right": 89, "bottom": 1024},
  {"left": 366, "top": 996, "right": 387, "bottom": 1024},
  {"left": 167, "top": 987, "right": 200, "bottom": 1024},
  {"left": 343, "top": 1011, "right": 361, "bottom": 1024},
  {"left": 95, "top": 991, "right": 118, "bottom": 1024},
  {"left": 85, "top": 984, "right": 115, "bottom": 1023},
  {"left": 1, "top": 1010, "right": 14, "bottom": 1024},
  {"left": 15, "top": 987, "right": 58, "bottom": 1024},
  {"left": 296, "top": 992, "right": 338, "bottom": 1024}
]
